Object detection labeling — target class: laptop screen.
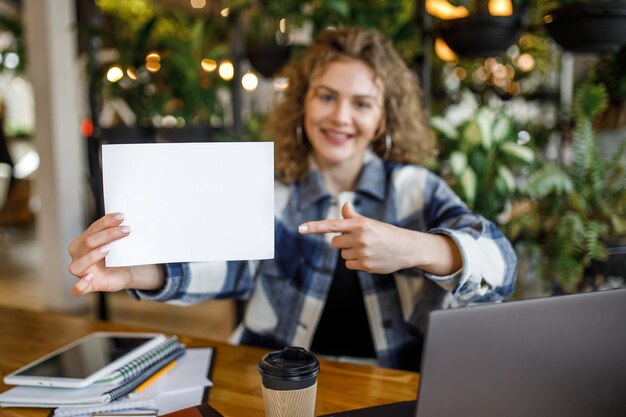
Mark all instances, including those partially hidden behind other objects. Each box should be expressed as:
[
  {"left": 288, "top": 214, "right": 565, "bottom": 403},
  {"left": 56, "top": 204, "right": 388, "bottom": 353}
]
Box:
[{"left": 414, "top": 289, "right": 626, "bottom": 417}]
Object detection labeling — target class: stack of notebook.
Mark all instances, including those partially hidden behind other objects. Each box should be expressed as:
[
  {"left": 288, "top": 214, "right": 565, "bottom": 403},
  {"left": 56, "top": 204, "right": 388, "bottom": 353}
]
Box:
[{"left": 0, "top": 335, "right": 187, "bottom": 415}]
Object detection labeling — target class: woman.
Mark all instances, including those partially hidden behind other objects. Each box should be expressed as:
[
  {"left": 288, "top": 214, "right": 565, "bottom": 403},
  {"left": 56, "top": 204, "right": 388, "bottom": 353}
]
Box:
[{"left": 68, "top": 28, "right": 516, "bottom": 371}]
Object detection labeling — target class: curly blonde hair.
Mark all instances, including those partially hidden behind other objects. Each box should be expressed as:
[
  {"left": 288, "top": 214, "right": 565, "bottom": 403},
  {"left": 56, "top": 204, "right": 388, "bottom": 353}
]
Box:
[{"left": 266, "top": 27, "right": 436, "bottom": 183}]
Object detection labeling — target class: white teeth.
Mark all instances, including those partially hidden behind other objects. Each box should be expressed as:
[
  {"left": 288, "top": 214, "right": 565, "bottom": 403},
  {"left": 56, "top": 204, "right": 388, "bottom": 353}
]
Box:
[{"left": 326, "top": 131, "right": 349, "bottom": 139}]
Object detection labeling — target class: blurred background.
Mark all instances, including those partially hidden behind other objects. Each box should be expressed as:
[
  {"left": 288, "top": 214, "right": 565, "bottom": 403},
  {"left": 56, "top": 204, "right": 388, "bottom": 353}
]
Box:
[{"left": 0, "top": 0, "right": 624, "bottom": 341}]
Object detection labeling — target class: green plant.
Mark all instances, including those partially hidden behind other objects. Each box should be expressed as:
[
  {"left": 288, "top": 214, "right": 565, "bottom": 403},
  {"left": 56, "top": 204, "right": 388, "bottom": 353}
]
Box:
[
  {"left": 431, "top": 90, "right": 536, "bottom": 222},
  {"left": 590, "top": 44, "right": 626, "bottom": 131},
  {"left": 227, "top": 0, "right": 422, "bottom": 63},
  {"left": 508, "top": 83, "right": 626, "bottom": 291},
  {"left": 309, "top": 0, "right": 420, "bottom": 62},
  {"left": 92, "top": 0, "right": 231, "bottom": 126}
]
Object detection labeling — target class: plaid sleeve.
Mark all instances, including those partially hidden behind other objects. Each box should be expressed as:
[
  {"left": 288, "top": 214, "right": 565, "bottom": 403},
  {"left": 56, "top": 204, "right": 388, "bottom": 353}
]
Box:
[
  {"left": 423, "top": 172, "right": 517, "bottom": 304},
  {"left": 129, "top": 260, "right": 256, "bottom": 304}
]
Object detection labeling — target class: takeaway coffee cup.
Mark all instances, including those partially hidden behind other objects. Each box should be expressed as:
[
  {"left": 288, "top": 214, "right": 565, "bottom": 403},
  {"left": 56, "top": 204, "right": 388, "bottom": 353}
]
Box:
[{"left": 258, "top": 347, "right": 320, "bottom": 417}]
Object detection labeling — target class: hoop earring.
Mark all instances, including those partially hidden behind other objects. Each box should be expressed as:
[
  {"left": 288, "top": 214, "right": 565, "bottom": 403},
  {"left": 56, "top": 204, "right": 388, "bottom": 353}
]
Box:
[
  {"left": 296, "top": 122, "right": 304, "bottom": 148},
  {"left": 383, "top": 133, "right": 392, "bottom": 160}
]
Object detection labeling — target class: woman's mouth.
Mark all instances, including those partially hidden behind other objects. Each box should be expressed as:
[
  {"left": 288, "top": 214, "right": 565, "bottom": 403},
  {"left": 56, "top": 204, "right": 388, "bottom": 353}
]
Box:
[{"left": 321, "top": 129, "right": 353, "bottom": 145}]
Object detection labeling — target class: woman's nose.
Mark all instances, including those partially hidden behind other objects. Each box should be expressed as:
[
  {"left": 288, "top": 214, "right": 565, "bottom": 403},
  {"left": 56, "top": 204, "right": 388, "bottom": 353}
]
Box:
[{"left": 330, "top": 100, "right": 351, "bottom": 126}]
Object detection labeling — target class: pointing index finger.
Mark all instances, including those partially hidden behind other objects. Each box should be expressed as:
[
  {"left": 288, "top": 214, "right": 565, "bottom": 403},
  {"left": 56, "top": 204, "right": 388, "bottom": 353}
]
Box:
[{"left": 298, "top": 219, "right": 353, "bottom": 234}]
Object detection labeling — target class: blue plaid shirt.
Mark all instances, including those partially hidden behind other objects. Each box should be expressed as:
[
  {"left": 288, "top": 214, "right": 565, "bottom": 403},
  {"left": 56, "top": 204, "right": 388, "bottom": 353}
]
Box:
[{"left": 133, "top": 151, "right": 517, "bottom": 369}]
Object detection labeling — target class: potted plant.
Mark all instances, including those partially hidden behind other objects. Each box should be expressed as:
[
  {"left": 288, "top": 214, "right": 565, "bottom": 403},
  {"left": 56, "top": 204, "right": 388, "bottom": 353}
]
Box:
[
  {"left": 542, "top": 0, "right": 626, "bottom": 53},
  {"left": 432, "top": 0, "right": 528, "bottom": 59},
  {"left": 226, "top": 0, "right": 306, "bottom": 79},
  {"left": 233, "top": 0, "right": 423, "bottom": 77},
  {"left": 244, "top": 13, "right": 296, "bottom": 79},
  {"left": 507, "top": 83, "right": 626, "bottom": 292},
  {"left": 430, "top": 90, "right": 536, "bottom": 222}
]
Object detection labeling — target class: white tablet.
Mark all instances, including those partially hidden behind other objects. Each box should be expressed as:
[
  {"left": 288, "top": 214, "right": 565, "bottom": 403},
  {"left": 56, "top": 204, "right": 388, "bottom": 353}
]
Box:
[{"left": 3, "top": 331, "right": 166, "bottom": 388}]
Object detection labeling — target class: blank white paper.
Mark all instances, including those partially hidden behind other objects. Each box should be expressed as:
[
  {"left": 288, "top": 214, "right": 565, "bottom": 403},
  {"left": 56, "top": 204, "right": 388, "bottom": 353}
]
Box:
[{"left": 102, "top": 142, "right": 274, "bottom": 267}]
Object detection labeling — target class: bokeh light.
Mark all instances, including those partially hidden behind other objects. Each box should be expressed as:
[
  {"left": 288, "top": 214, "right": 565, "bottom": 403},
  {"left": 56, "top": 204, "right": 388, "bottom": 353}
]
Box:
[
  {"left": 488, "top": 0, "right": 513, "bottom": 16},
  {"left": 106, "top": 66, "right": 124, "bottom": 82},
  {"left": 435, "top": 38, "right": 458, "bottom": 63},
  {"left": 201, "top": 58, "right": 217, "bottom": 72},
  {"left": 242, "top": 71, "right": 259, "bottom": 91},
  {"left": 219, "top": 60, "right": 234, "bottom": 81}
]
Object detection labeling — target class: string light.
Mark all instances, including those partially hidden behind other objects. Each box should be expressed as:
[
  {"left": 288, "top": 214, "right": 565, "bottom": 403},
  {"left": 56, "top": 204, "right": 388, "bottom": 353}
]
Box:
[
  {"left": 126, "top": 67, "right": 137, "bottom": 80},
  {"left": 146, "top": 52, "right": 161, "bottom": 73},
  {"left": 242, "top": 71, "right": 259, "bottom": 91},
  {"left": 219, "top": 60, "right": 234, "bottom": 81},
  {"left": 146, "top": 62, "right": 160, "bottom": 72},
  {"left": 434, "top": 38, "right": 458, "bottom": 63},
  {"left": 106, "top": 66, "right": 124, "bottom": 83},
  {"left": 425, "top": 0, "right": 469, "bottom": 20},
  {"left": 488, "top": 0, "right": 513, "bottom": 16},
  {"left": 201, "top": 58, "right": 217, "bottom": 72}
]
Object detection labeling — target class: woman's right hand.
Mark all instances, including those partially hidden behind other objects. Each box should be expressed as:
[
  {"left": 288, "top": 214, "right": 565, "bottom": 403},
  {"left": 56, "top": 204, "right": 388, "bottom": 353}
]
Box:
[{"left": 68, "top": 213, "right": 163, "bottom": 296}]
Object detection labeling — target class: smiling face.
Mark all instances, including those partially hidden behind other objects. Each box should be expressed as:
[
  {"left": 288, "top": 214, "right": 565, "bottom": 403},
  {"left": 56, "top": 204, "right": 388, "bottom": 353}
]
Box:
[{"left": 304, "top": 58, "right": 384, "bottom": 174}]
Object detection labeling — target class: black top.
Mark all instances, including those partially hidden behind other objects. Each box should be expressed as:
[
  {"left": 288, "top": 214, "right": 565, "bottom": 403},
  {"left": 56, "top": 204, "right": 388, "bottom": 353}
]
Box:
[{"left": 310, "top": 253, "right": 376, "bottom": 358}]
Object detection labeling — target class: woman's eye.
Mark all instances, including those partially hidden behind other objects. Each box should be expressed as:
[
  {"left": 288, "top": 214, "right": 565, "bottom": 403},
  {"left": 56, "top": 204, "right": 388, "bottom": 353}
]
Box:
[
  {"left": 318, "top": 94, "right": 334, "bottom": 102},
  {"left": 355, "top": 100, "right": 372, "bottom": 109}
]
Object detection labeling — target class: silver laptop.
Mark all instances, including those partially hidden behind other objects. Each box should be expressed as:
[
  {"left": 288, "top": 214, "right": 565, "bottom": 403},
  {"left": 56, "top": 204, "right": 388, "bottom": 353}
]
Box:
[{"left": 321, "top": 288, "right": 626, "bottom": 417}]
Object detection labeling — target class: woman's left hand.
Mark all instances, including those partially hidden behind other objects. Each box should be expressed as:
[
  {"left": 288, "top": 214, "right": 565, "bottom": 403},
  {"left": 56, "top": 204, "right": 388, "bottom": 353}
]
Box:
[
  {"left": 299, "top": 202, "right": 462, "bottom": 276},
  {"left": 298, "top": 202, "right": 424, "bottom": 274}
]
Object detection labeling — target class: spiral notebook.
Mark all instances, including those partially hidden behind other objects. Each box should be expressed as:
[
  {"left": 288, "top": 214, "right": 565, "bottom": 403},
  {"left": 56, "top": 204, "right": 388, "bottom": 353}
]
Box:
[
  {"left": 97, "top": 336, "right": 184, "bottom": 385},
  {"left": 53, "top": 348, "right": 214, "bottom": 417},
  {"left": 0, "top": 337, "right": 186, "bottom": 407}
]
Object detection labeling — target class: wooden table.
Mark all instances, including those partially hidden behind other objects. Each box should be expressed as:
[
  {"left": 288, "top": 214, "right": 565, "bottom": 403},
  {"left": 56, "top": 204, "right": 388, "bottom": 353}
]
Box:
[{"left": 0, "top": 306, "right": 419, "bottom": 416}]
